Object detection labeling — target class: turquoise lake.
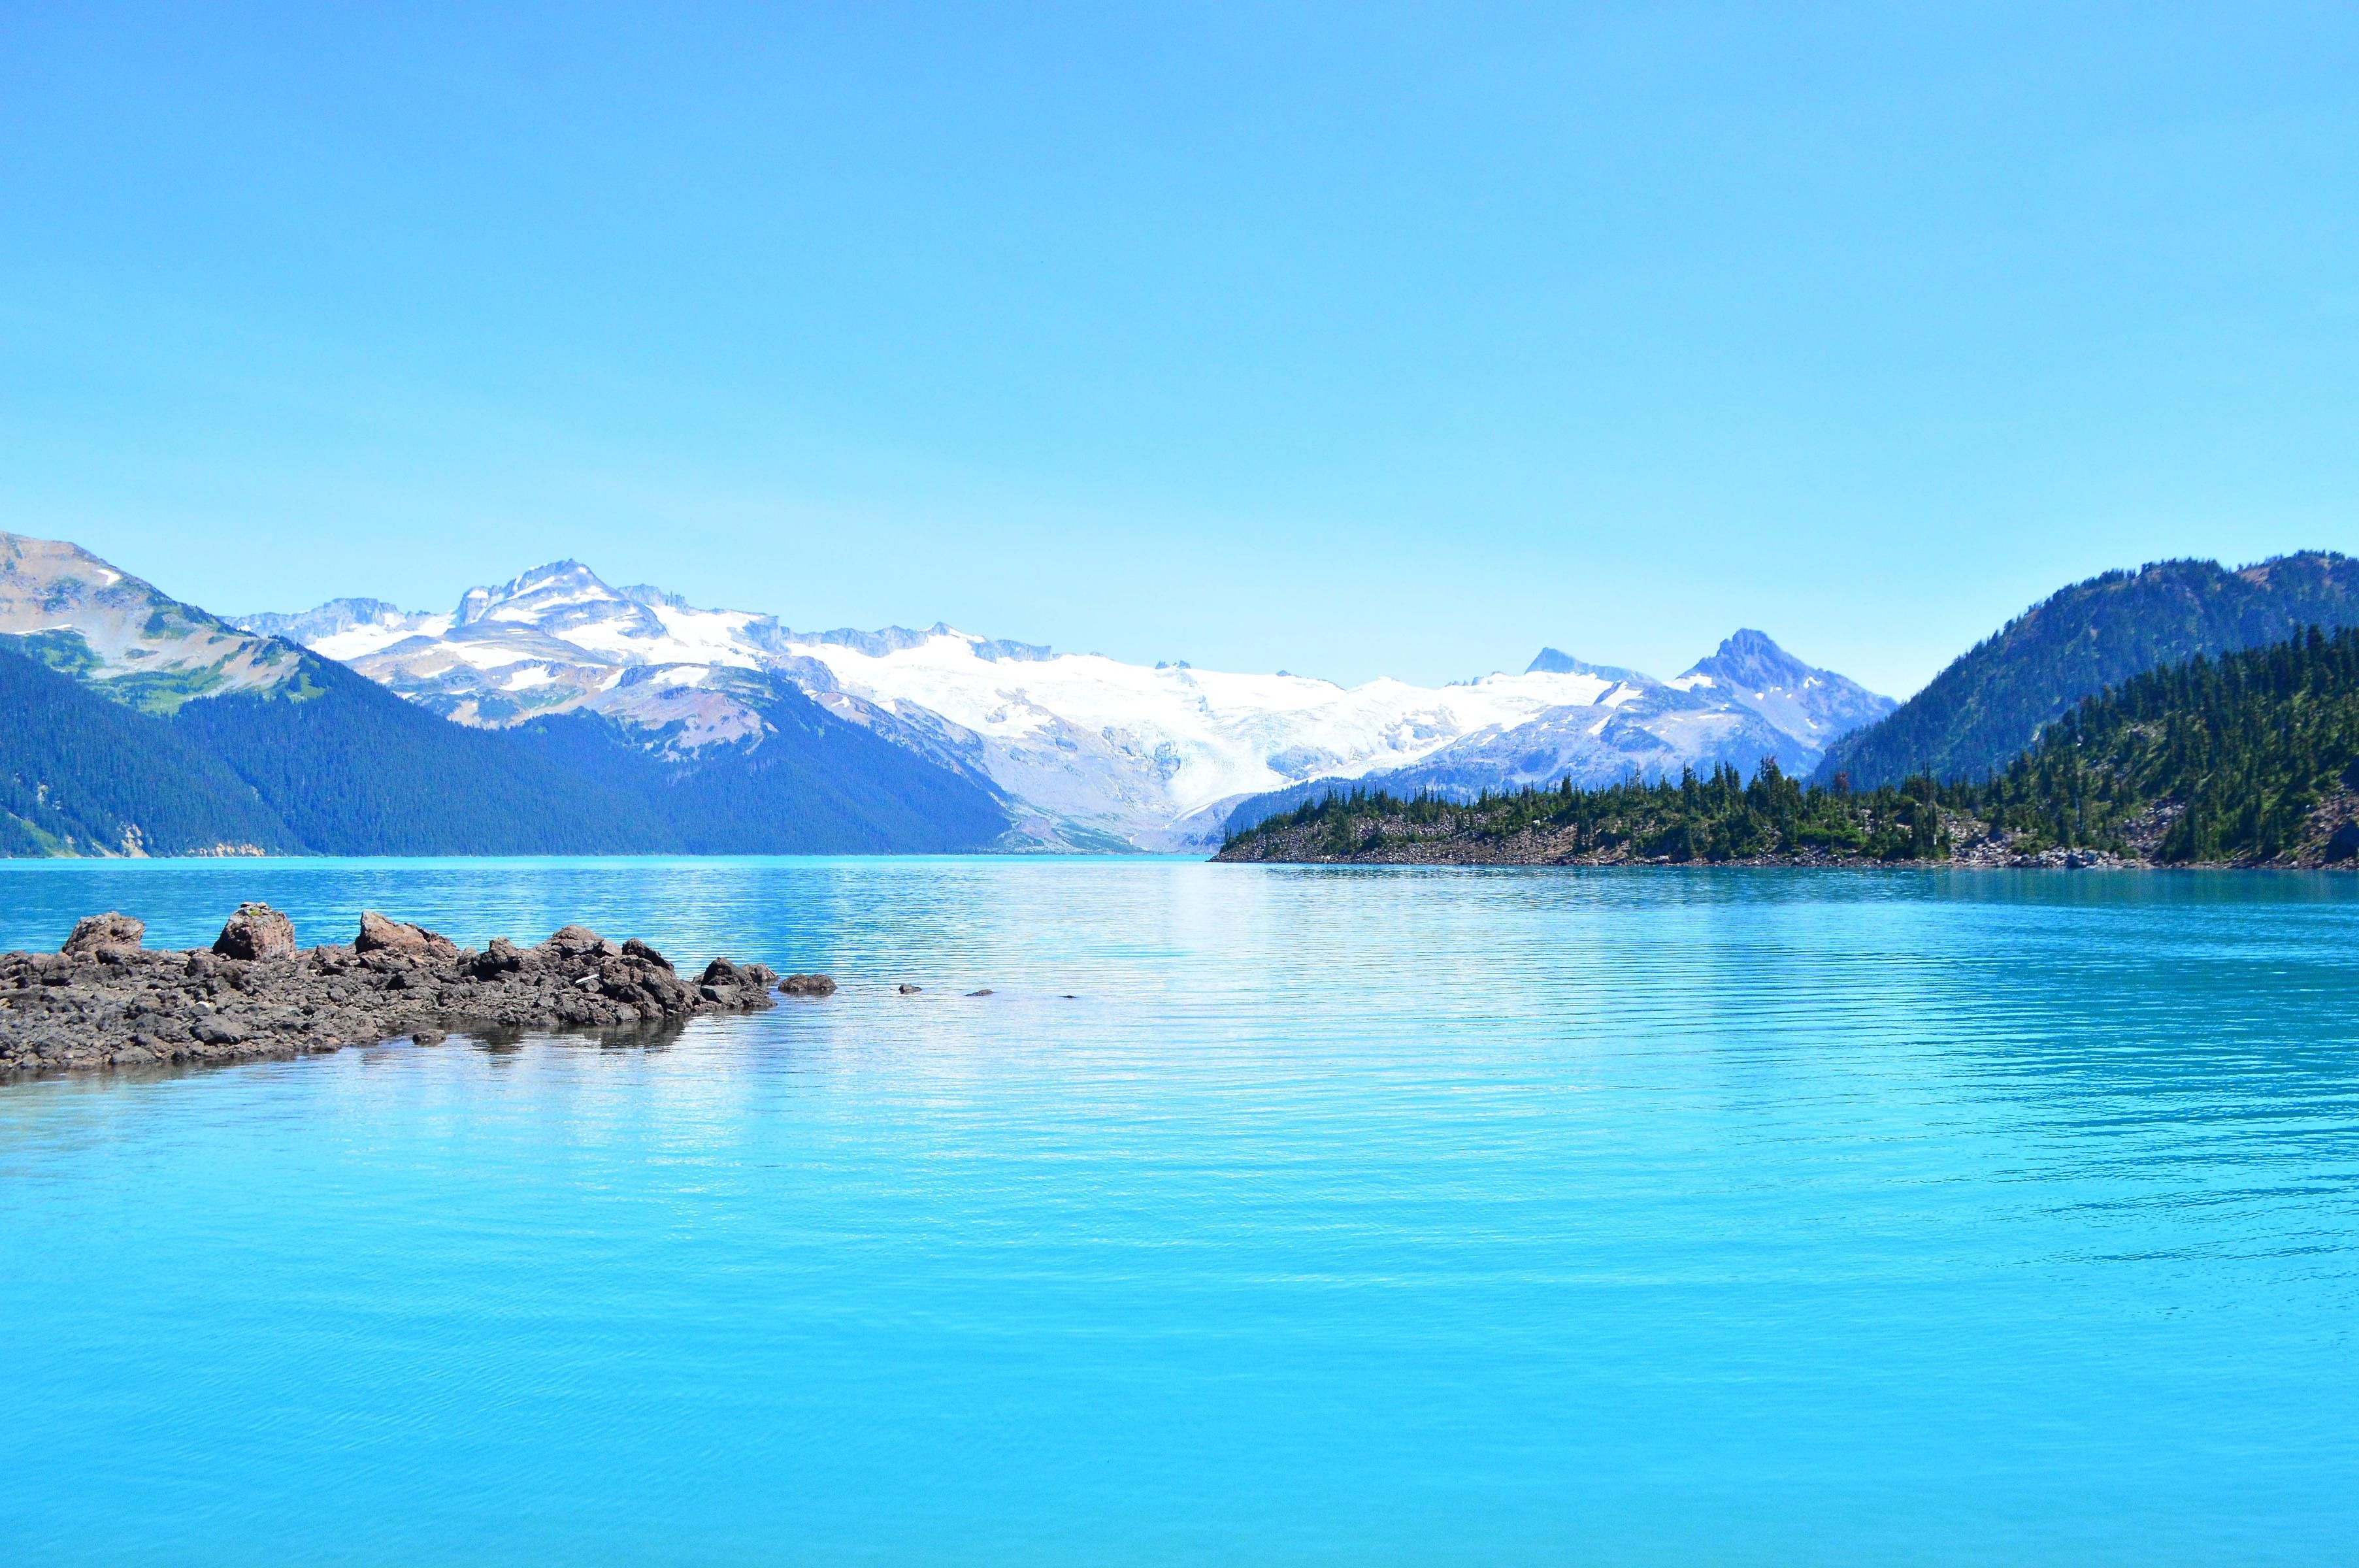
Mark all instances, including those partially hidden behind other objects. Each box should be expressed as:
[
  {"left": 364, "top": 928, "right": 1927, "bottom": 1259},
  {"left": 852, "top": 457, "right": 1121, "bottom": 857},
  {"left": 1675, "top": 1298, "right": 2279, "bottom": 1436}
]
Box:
[{"left": 2, "top": 858, "right": 2355, "bottom": 1563}]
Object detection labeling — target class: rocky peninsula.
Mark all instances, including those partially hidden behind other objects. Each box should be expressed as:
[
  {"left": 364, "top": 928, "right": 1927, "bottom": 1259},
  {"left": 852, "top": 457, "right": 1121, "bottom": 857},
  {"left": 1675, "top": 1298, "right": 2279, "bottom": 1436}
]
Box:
[{"left": 1, "top": 904, "right": 836, "bottom": 1077}]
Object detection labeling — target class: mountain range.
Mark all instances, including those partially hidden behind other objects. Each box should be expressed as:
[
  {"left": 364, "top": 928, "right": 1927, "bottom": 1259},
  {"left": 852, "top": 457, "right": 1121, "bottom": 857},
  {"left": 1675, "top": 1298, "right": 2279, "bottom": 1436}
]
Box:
[
  {"left": 12, "top": 525, "right": 2358, "bottom": 860},
  {"left": 1224, "top": 630, "right": 1895, "bottom": 834},
  {"left": 0, "top": 533, "right": 1009, "bottom": 857},
  {"left": 239, "top": 560, "right": 1896, "bottom": 851}
]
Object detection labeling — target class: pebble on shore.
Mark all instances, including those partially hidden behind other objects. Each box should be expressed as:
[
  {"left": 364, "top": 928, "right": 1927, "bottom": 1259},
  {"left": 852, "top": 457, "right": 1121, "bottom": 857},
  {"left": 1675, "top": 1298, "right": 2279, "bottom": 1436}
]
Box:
[{"left": 1, "top": 904, "right": 822, "bottom": 1078}]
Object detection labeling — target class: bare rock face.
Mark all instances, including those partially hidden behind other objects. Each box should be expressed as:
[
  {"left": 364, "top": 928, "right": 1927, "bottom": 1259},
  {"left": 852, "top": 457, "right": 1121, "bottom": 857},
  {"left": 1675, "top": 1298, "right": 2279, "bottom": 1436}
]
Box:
[
  {"left": 62, "top": 913, "right": 144, "bottom": 957},
  {"left": 212, "top": 902, "right": 297, "bottom": 962},
  {"left": 355, "top": 911, "right": 460, "bottom": 960},
  {"left": 780, "top": 973, "right": 838, "bottom": 997}
]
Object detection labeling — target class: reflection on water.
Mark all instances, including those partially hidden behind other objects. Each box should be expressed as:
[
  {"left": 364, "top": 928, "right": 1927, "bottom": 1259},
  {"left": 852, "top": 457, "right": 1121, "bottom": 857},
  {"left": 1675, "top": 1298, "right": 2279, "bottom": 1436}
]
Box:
[{"left": 3, "top": 859, "right": 2356, "bottom": 1565}]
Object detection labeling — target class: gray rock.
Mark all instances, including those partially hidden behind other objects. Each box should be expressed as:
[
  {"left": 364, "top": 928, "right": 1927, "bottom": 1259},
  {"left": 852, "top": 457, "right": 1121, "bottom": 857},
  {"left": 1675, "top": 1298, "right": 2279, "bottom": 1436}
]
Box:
[{"left": 780, "top": 973, "right": 837, "bottom": 996}]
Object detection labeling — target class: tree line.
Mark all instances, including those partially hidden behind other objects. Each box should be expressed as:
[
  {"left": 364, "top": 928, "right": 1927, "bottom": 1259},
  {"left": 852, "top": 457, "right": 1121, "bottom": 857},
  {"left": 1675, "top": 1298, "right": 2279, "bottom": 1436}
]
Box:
[{"left": 1226, "top": 625, "right": 2359, "bottom": 865}]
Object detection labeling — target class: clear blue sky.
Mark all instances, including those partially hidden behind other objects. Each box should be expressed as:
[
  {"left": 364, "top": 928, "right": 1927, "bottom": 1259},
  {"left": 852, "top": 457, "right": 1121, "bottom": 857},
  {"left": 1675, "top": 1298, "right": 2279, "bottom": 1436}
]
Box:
[{"left": 5, "top": 4, "right": 2358, "bottom": 697}]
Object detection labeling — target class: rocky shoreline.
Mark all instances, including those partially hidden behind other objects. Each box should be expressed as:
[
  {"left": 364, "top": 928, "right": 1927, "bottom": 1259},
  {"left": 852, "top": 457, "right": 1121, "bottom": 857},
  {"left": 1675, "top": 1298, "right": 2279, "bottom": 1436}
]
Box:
[
  {"left": 1, "top": 904, "right": 837, "bottom": 1079},
  {"left": 1212, "top": 809, "right": 2252, "bottom": 870}
]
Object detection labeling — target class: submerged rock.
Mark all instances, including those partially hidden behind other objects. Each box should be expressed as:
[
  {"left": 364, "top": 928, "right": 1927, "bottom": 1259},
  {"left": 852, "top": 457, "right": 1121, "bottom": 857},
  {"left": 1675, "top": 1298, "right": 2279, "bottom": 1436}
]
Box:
[{"left": 3, "top": 909, "right": 808, "bottom": 1079}]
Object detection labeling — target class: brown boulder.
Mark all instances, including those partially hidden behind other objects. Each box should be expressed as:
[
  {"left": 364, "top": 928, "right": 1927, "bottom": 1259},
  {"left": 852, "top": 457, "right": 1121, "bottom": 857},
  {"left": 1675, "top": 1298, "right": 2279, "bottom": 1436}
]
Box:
[
  {"left": 212, "top": 902, "right": 296, "bottom": 962},
  {"left": 541, "top": 924, "right": 614, "bottom": 958},
  {"left": 62, "top": 913, "right": 144, "bottom": 956},
  {"left": 355, "top": 910, "right": 459, "bottom": 960}
]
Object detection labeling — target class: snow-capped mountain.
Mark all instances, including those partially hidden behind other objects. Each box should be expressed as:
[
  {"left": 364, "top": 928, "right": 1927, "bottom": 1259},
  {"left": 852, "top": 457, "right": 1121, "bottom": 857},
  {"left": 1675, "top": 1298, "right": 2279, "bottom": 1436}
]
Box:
[
  {"left": 239, "top": 596, "right": 439, "bottom": 647},
  {"left": 1223, "top": 631, "right": 1898, "bottom": 830},
  {"left": 1, "top": 532, "right": 1013, "bottom": 858},
  {"left": 1667, "top": 628, "right": 1895, "bottom": 747},
  {"left": 243, "top": 563, "right": 1895, "bottom": 851}
]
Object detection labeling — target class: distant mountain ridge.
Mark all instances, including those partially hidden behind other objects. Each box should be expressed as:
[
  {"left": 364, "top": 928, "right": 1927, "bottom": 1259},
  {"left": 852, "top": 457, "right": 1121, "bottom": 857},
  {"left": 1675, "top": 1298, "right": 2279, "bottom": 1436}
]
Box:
[
  {"left": 244, "top": 563, "right": 1897, "bottom": 851},
  {"left": 1813, "top": 552, "right": 2359, "bottom": 788},
  {"left": 239, "top": 597, "right": 431, "bottom": 645},
  {"left": 1220, "top": 624, "right": 2359, "bottom": 871},
  {"left": 29, "top": 529, "right": 2357, "bottom": 858},
  {"left": 0, "top": 531, "right": 1011, "bottom": 857},
  {"left": 1222, "top": 630, "right": 1895, "bottom": 834}
]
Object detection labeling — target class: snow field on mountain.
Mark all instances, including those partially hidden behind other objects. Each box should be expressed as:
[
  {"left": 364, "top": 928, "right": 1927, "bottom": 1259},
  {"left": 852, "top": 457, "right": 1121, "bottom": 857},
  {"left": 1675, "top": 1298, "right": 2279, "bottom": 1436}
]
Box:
[{"left": 235, "top": 558, "right": 1894, "bottom": 851}]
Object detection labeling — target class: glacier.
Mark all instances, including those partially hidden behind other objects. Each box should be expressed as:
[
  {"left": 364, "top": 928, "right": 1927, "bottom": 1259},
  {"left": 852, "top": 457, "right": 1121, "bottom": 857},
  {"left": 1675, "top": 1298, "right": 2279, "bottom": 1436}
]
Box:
[{"left": 243, "top": 563, "right": 1895, "bottom": 852}]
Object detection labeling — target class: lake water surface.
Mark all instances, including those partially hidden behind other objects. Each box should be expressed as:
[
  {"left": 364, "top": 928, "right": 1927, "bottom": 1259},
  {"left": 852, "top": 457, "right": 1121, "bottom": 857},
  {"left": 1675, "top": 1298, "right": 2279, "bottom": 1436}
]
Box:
[{"left": 3, "top": 858, "right": 2356, "bottom": 1563}]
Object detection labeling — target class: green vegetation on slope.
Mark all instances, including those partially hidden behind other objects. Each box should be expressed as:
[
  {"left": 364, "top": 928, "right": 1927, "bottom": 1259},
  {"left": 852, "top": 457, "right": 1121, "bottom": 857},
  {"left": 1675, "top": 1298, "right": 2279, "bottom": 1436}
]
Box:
[
  {"left": 1223, "top": 627, "right": 2359, "bottom": 867},
  {"left": 1222, "top": 760, "right": 1948, "bottom": 864},
  {"left": 1814, "top": 552, "right": 2359, "bottom": 789},
  {"left": 1981, "top": 624, "right": 2359, "bottom": 862},
  {"left": 169, "top": 655, "right": 1014, "bottom": 857},
  {"left": 3, "top": 637, "right": 1013, "bottom": 858},
  {"left": 0, "top": 642, "right": 297, "bottom": 856}
]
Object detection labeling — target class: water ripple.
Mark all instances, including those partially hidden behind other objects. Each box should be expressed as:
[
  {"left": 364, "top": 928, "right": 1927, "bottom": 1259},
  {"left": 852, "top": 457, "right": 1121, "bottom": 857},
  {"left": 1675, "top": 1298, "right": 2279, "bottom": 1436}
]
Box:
[{"left": 1, "top": 860, "right": 2356, "bottom": 1563}]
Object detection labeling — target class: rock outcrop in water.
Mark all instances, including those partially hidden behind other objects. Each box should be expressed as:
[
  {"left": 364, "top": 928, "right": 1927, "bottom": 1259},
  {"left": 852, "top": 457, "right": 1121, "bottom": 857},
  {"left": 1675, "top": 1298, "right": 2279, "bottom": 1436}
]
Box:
[{"left": 0, "top": 904, "right": 823, "bottom": 1077}]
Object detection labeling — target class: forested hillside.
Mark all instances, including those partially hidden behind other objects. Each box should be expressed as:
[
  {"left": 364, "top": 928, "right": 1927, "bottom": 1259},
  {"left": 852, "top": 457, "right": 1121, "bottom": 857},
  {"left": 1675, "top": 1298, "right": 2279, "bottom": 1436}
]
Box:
[
  {"left": 1813, "top": 552, "right": 2359, "bottom": 789},
  {"left": 0, "top": 644, "right": 296, "bottom": 856},
  {"left": 1221, "top": 627, "right": 2359, "bottom": 868},
  {"left": 502, "top": 679, "right": 1015, "bottom": 855},
  {"left": 1217, "top": 761, "right": 1947, "bottom": 866},
  {"left": 169, "top": 654, "right": 678, "bottom": 855},
  {"left": 5, "top": 637, "right": 1013, "bottom": 857},
  {"left": 1981, "top": 624, "right": 2359, "bottom": 862}
]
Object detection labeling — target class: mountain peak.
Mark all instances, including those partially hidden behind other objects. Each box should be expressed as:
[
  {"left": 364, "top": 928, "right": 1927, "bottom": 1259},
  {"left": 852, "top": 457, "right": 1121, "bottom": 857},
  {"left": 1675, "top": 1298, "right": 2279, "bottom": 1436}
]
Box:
[
  {"left": 455, "top": 561, "right": 621, "bottom": 627},
  {"left": 1717, "top": 627, "right": 1786, "bottom": 659},
  {"left": 0, "top": 530, "right": 301, "bottom": 713},
  {"left": 1685, "top": 629, "right": 1812, "bottom": 690},
  {"left": 1672, "top": 630, "right": 1895, "bottom": 747},
  {"left": 1526, "top": 647, "right": 1651, "bottom": 683}
]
